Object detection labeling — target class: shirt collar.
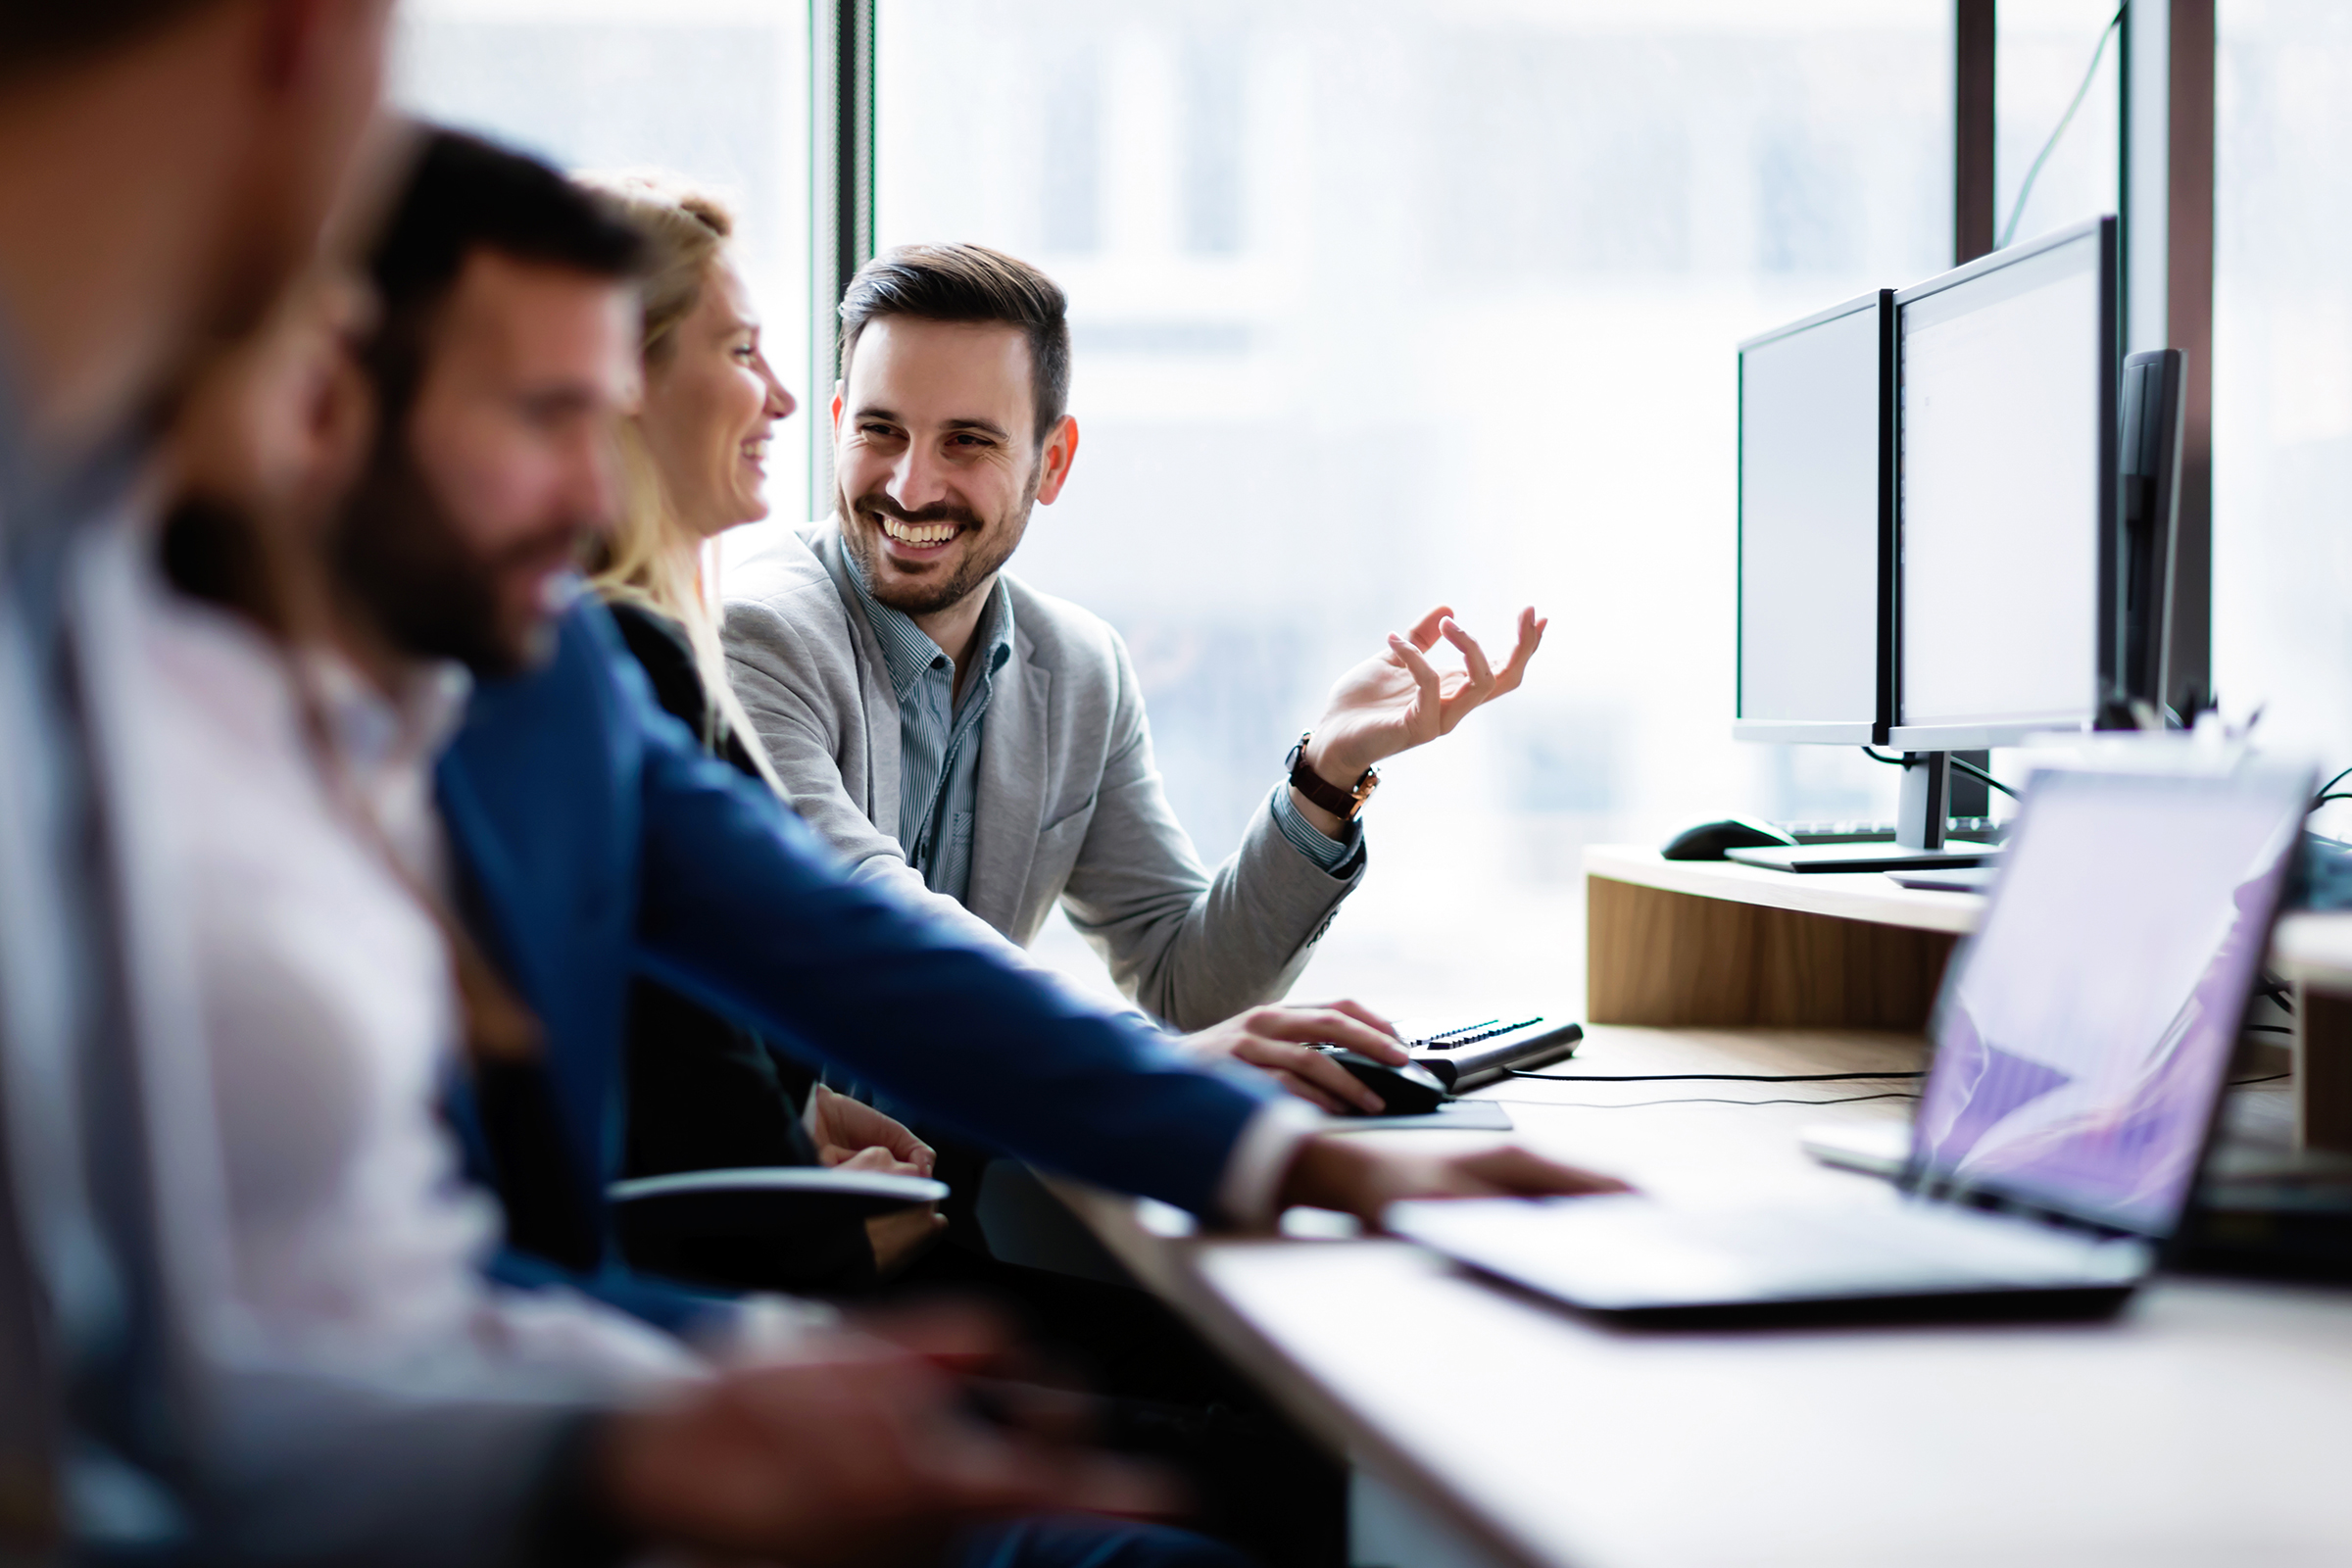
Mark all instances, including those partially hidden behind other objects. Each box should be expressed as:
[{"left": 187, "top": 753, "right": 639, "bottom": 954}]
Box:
[
  {"left": 842, "top": 543, "right": 1016, "bottom": 706},
  {"left": 0, "top": 319, "right": 149, "bottom": 597},
  {"left": 302, "top": 651, "right": 473, "bottom": 782}
]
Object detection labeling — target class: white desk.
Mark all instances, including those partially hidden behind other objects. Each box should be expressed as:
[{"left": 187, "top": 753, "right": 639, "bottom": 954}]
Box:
[{"left": 1057, "top": 1023, "right": 2352, "bottom": 1568}]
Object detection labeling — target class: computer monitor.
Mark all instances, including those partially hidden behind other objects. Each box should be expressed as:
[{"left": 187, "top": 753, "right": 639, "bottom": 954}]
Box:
[
  {"left": 1734, "top": 291, "right": 1891, "bottom": 745},
  {"left": 1891, "top": 217, "right": 2117, "bottom": 751}
]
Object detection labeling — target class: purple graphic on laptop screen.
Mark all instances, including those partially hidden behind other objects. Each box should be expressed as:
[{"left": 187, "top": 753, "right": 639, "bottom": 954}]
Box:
[{"left": 1913, "top": 765, "right": 2305, "bottom": 1235}]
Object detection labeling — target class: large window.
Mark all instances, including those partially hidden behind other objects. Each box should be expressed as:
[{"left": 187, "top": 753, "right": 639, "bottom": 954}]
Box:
[
  {"left": 2216, "top": 2, "right": 2352, "bottom": 837},
  {"left": 1995, "top": 0, "right": 2123, "bottom": 250},
  {"left": 874, "top": 0, "right": 1949, "bottom": 1015},
  {"left": 392, "top": 0, "right": 815, "bottom": 523},
  {"left": 400, "top": 4, "right": 2263, "bottom": 1022}
]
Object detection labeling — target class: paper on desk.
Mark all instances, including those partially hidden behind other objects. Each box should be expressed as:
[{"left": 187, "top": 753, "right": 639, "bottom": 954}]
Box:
[{"left": 1320, "top": 1100, "right": 1513, "bottom": 1133}]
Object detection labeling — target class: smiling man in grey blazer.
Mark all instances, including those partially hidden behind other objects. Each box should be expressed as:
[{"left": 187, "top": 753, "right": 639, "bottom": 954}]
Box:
[{"left": 722, "top": 243, "right": 1543, "bottom": 1112}]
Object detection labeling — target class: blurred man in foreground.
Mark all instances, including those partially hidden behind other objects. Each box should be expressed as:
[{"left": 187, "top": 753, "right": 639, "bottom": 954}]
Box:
[{"left": 0, "top": 1, "right": 402, "bottom": 1553}]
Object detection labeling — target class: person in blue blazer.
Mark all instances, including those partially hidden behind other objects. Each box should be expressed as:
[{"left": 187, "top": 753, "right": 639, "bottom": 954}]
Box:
[{"left": 339, "top": 130, "right": 1622, "bottom": 1334}]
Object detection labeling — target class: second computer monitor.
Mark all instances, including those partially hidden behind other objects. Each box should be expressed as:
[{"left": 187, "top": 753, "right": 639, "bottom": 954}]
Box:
[
  {"left": 1892, "top": 217, "right": 2117, "bottom": 750},
  {"left": 1735, "top": 290, "right": 1890, "bottom": 745}
]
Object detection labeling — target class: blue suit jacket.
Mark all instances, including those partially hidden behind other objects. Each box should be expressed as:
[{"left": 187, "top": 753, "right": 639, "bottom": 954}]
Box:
[{"left": 435, "top": 598, "right": 1275, "bottom": 1324}]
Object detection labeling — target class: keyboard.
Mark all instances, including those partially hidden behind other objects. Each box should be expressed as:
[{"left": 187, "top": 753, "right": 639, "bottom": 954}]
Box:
[
  {"left": 1779, "top": 817, "right": 2006, "bottom": 844},
  {"left": 1404, "top": 1015, "right": 1583, "bottom": 1092}
]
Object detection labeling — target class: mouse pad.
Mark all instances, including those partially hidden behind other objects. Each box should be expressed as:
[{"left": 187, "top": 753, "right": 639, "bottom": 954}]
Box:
[{"left": 1322, "top": 1101, "right": 1513, "bottom": 1133}]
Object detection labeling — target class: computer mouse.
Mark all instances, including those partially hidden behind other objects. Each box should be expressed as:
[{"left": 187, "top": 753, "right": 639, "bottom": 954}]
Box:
[
  {"left": 1660, "top": 816, "right": 1796, "bottom": 860},
  {"left": 1325, "top": 1050, "right": 1449, "bottom": 1116}
]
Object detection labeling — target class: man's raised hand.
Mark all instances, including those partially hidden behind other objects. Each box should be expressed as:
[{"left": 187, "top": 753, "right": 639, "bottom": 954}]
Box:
[{"left": 1299, "top": 606, "right": 1547, "bottom": 795}]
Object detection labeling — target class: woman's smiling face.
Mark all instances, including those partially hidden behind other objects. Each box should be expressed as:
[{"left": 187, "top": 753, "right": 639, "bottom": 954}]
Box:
[{"left": 638, "top": 256, "right": 795, "bottom": 538}]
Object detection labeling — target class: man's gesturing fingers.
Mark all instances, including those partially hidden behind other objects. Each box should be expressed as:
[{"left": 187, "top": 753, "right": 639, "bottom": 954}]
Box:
[
  {"left": 1493, "top": 608, "right": 1546, "bottom": 692},
  {"left": 1404, "top": 604, "right": 1453, "bottom": 652},
  {"left": 1386, "top": 633, "right": 1446, "bottom": 741}
]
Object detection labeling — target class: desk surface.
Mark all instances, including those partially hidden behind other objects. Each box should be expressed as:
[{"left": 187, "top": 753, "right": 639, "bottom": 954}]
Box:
[
  {"left": 1584, "top": 845, "right": 1985, "bottom": 934},
  {"left": 1061, "top": 1024, "right": 2352, "bottom": 1568}
]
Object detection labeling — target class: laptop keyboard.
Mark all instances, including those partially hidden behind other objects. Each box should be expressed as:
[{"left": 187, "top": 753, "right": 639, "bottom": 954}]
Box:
[{"left": 1653, "top": 1202, "right": 2128, "bottom": 1285}]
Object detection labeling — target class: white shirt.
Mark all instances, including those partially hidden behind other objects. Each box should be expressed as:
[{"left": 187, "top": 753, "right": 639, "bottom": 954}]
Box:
[{"left": 140, "top": 576, "right": 698, "bottom": 1392}]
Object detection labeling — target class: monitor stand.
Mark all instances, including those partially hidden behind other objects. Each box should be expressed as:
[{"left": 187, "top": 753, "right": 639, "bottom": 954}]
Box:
[{"left": 1727, "top": 753, "right": 2003, "bottom": 874}]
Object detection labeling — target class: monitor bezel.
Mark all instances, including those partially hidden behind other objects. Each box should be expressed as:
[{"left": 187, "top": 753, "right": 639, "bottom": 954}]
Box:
[
  {"left": 1887, "top": 216, "right": 2119, "bottom": 752},
  {"left": 1733, "top": 288, "right": 1893, "bottom": 748}
]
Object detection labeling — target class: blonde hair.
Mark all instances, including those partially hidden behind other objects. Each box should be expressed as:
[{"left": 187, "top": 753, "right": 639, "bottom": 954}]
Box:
[{"left": 575, "top": 171, "right": 785, "bottom": 797}]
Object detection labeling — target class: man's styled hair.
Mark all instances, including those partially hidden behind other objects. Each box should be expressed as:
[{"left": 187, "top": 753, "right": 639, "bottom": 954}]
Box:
[
  {"left": 364, "top": 128, "right": 649, "bottom": 409},
  {"left": 838, "top": 244, "right": 1070, "bottom": 447},
  {"left": 0, "top": 0, "right": 219, "bottom": 73}
]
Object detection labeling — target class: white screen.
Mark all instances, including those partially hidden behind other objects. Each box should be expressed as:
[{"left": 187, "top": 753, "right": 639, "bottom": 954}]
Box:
[
  {"left": 1738, "top": 304, "right": 1881, "bottom": 732},
  {"left": 1898, "top": 235, "right": 2102, "bottom": 737}
]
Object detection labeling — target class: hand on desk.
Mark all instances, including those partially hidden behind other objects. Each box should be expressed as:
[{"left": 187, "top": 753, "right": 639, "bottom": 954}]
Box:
[
  {"left": 806, "top": 1083, "right": 948, "bottom": 1277},
  {"left": 1278, "top": 1137, "right": 1631, "bottom": 1228},
  {"left": 602, "top": 1305, "right": 1178, "bottom": 1566},
  {"left": 1180, "top": 1000, "right": 1409, "bottom": 1114}
]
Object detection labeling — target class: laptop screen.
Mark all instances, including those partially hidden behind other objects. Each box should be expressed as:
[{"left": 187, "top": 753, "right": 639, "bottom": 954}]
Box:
[{"left": 1911, "top": 762, "right": 2308, "bottom": 1235}]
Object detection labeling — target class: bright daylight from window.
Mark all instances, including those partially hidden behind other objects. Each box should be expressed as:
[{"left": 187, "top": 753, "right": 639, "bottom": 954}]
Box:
[{"left": 388, "top": 0, "right": 2322, "bottom": 1022}]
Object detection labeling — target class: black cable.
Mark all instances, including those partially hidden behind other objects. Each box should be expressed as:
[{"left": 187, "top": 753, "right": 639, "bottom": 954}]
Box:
[
  {"left": 2314, "top": 794, "right": 2352, "bottom": 808},
  {"left": 1860, "top": 746, "right": 2018, "bottom": 804},
  {"left": 2000, "top": 8, "right": 2125, "bottom": 249},
  {"left": 2231, "top": 1073, "right": 2292, "bottom": 1087},
  {"left": 2315, "top": 764, "right": 2352, "bottom": 802},
  {"left": 2244, "top": 1024, "right": 2291, "bottom": 1036},
  {"left": 1507, "top": 1069, "right": 1925, "bottom": 1083},
  {"left": 1948, "top": 755, "right": 2020, "bottom": 801}
]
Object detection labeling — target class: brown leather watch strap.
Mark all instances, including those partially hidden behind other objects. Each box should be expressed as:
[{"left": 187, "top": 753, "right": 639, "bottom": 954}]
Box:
[{"left": 1286, "top": 732, "right": 1378, "bottom": 820}]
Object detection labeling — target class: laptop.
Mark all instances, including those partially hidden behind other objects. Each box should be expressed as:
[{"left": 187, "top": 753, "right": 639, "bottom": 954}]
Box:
[{"left": 1389, "top": 759, "right": 2312, "bottom": 1323}]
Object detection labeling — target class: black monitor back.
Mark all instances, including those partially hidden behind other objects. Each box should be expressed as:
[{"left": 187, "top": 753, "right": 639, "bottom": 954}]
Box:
[{"left": 2105, "top": 348, "right": 2185, "bottom": 726}]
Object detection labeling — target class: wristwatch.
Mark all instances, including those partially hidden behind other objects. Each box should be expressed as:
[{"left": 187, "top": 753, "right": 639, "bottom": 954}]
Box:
[{"left": 1286, "top": 732, "right": 1379, "bottom": 821}]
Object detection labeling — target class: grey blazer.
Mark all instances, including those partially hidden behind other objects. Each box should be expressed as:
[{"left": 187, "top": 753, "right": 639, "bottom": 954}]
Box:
[{"left": 720, "top": 523, "right": 1364, "bottom": 1031}]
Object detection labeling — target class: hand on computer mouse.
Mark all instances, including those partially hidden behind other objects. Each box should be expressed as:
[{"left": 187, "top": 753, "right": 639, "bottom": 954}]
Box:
[{"left": 1179, "top": 1001, "right": 1409, "bottom": 1114}]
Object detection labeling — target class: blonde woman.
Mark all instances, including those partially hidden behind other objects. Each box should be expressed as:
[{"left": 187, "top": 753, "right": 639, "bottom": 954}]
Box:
[{"left": 580, "top": 174, "right": 944, "bottom": 1287}]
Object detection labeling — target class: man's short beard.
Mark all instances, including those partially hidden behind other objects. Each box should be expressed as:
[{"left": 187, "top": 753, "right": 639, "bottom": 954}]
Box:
[
  {"left": 330, "top": 423, "right": 566, "bottom": 678},
  {"left": 837, "top": 466, "right": 1038, "bottom": 617}
]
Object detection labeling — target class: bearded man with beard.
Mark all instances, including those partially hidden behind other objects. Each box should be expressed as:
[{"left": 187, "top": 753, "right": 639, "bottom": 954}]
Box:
[{"left": 723, "top": 244, "right": 1547, "bottom": 1064}]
